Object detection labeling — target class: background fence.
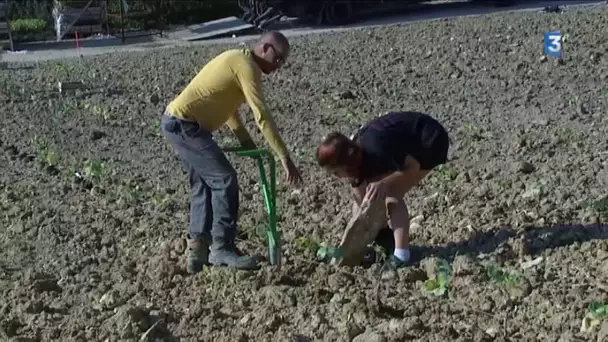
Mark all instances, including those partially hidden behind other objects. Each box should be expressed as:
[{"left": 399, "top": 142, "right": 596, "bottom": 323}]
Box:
[{"left": 5, "top": 0, "right": 241, "bottom": 41}]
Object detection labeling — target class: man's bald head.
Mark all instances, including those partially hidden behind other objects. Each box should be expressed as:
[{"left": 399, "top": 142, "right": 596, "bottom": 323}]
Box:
[
  {"left": 252, "top": 31, "right": 290, "bottom": 74},
  {"left": 258, "top": 31, "right": 289, "bottom": 51}
]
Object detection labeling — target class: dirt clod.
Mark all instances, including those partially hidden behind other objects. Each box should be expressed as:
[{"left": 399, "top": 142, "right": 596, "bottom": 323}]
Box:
[
  {"left": 452, "top": 255, "right": 479, "bottom": 276},
  {"left": 505, "top": 278, "right": 532, "bottom": 300},
  {"left": 90, "top": 130, "right": 106, "bottom": 141},
  {"left": 597, "top": 321, "right": 608, "bottom": 342},
  {"left": 353, "top": 330, "right": 387, "bottom": 342},
  {"left": 98, "top": 290, "right": 124, "bottom": 310},
  {"left": 149, "top": 94, "right": 160, "bottom": 105},
  {"left": 519, "top": 161, "right": 536, "bottom": 174}
]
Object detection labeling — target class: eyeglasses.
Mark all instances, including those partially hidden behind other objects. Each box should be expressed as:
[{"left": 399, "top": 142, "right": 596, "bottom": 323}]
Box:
[{"left": 268, "top": 44, "right": 285, "bottom": 65}]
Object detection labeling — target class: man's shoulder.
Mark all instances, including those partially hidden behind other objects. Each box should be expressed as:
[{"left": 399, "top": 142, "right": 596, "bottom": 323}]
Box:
[
  {"left": 218, "top": 48, "right": 251, "bottom": 58},
  {"left": 215, "top": 49, "right": 256, "bottom": 67}
]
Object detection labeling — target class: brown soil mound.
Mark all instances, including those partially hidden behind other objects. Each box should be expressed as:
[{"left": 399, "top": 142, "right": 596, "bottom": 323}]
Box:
[{"left": 1, "top": 5, "right": 608, "bottom": 341}]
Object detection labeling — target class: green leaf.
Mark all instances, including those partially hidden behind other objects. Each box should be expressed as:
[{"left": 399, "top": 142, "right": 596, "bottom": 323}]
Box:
[
  {"left": 424, "top": 279, "right": 438, "bottom": 291},
  {"left": 294, "top": 236, "right": 320, "bottom": 253},
  {"left": 316, "top": 247, "right": 327, "bottom": 260},
  {"left": 589, "top": 302, "right": 608, "bottom": 318},
  {"left": 316, "top": 246, "right": 341, "bottom": 262},
  {"left": 432, "top": 287, "right": 446, "bottom": 296}
]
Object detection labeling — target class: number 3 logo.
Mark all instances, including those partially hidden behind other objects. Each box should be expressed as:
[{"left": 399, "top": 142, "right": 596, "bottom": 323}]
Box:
[{"left": 547, "top": 34, "right": 561, "bottom": 52}]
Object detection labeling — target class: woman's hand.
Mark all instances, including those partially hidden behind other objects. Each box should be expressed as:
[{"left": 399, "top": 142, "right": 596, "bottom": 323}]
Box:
[{"left": 364, "top": 179, "right": 390, "bottom": 201}]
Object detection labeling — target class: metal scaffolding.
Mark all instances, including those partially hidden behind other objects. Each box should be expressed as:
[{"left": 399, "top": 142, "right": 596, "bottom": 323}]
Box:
[
  {"left": 0, "top": 0, "right": 13, "bottom": 51},
  {"left": 52, "top": 0, "right": 108, "bottom": 41}
]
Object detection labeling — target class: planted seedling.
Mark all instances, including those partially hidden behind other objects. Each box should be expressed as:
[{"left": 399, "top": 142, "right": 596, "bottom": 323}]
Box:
[
  {"left": 372, "top": 244, "right": 388, "bottom": 263},
  {"left": 52, "top": 62, "right": 71, "bottom": 79},
  {"left": 42, "top": 149, "right": 59, "bottom": 167},
  {"left": 252, "top": 223, "right": 267, "bottom": 241},
  {"left": 316, "top": 243, "right": 342, "bottom": 262},
  {"left": 150, "top": 190, "right": 170, "bottom": 208},
  {"left": 83, "top": 102, "right": 117, "bottom": 122},
  {"left": 521, "top": 178, "right": 549, "bottom": 200},
  {"left": 587, "top": 196, "right": 608, "bottom": 218},
  {"left": 32, "top": 136, "right": 59, "bottom": 170},
  {"left": 460, "top": 123, "right": 487, "bottom": 141},
  {"left": 495, "top": 178, "right": 509, "bottom": 192},
  {"left": 433, "top": 164, "right": 458, "bottom": 184},
  {"left": 485, "top": 264, "right": 522, "bottom": 286},
  {"left": 423, "top": 259, "right": 452, "bottom": 297},
  {"left": 82, "top": 159, "right": 107, "bottom": 182},
  {"left": 555, "top": 125, "right": 583, "bottom": 144},
  {"left": 58, "top": 100, "right": 79, "bottom": 116},
  {"left": 144, "top": 119, "right": 162, "bottom": 138},
  {"left": 483, "top": 263, "right": 533, "bottom": 299},
  {"left": 589, "top": 302, "right": 608, "bottom": 318},
  {"left": 342, "top": 109, "right": 367, "bottom": 125},
  {"left": 294, "top": 236, "right": 320, "bottom": 254},
  {"left": 580, "top": 301, "right": 608, "bottom": 333},
  {"left": 118, "top": 184, "right": 143, "bottom": 205}
]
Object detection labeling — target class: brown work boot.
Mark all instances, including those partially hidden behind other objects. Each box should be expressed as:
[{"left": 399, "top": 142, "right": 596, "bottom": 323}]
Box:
[{"left": 186, "top": 236, "right": 210, "bottom": 274}]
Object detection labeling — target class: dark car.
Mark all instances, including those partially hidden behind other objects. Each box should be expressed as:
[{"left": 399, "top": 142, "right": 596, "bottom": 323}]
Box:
[{"left": 239, "top": 0, "right": 516, "bottom": 29}]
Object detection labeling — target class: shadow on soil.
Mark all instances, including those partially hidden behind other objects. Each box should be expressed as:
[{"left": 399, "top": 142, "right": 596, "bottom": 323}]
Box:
[
  {"left": 1, "top": 65, "right": 36, "bottom": 70},
  {"left": 402, "top": 223, "right": 608, "bottom": 264}
]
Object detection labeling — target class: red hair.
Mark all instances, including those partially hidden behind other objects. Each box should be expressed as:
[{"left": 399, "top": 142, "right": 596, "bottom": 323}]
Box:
[{"left": 316, "top": 132, "right": 359, "bottom": 168}]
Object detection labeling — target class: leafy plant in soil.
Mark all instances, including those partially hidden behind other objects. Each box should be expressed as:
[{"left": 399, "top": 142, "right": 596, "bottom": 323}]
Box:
[
  {"left": 423, "top": 259, "right": 451, "bottom": 297},
  {"left": 316, "top": 243, "right": 342, "bottom": 262},
  {"left": 32, "top": 135, "right": 59, "bottom": 167},
  {"left": 580, "top": 301, "right": 608, "bottom": 333},
  {"left": 40, "top": 146, "right": 59, "bottom": 168},
  {"left": 460, "top": 123, "right": 488, "bottom": 141},
  {"left": 372, "top": 244, "right": 388, "bottom": 263},
  {"left": 588, "top": 196, "right": 608, "bottom": 218},
  {"left": 83, "top": 159, "right": 107, "bottom": 182},
  {"left": 150, "top": 190, "right": 170, "bottom": 208},
  {"left": 483, "top": 263, "right": 532, "bottom": 300},
  {"left": 84, "top": 103, "right": 114, "bottom": 122},
  {"left": 294, "top": 236, "right": 320, "bottom": 255},
  {"left": 484, "top": 264, "right": 522, "bottom": 286},
  {"left": 117, "top": 184, "right": 143, "bottom": 205},
  {"left": 433, "top": 164, "right": 458, "bottom": 183},
  {"left": 31, "top": 136, "right": 60, "bottom": 175},
  {"left": 293, "top": 237, "right": 343, "bottom": 262},
  {"left": 589, "top": 302, "right": 608, "bottom": 318},
  {"left": 554, "top": 125, "right": 585, "bottom": 145}
]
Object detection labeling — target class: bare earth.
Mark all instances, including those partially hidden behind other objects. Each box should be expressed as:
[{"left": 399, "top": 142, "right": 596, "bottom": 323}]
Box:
[{"left": 1, "top": 4, "right": 608, "bottom": 342}]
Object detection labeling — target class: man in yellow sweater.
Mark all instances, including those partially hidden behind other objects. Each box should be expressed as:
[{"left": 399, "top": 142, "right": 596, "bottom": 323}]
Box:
[{"left": 161, "top": 31, "right": 302, "bottom": 272}]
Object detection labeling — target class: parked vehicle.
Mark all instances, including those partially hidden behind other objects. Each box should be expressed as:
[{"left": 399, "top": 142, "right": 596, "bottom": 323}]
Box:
[{"left": 238, "top": 0, "right": 516, "bottom": 29}]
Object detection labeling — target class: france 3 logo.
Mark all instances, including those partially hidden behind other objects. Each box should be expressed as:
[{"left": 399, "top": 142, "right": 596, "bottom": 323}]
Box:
[{"left": 544, "top": 31, "right": 563, "bottom": 57}]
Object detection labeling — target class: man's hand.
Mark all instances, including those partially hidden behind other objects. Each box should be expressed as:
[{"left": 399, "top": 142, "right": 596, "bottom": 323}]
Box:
[{"left": 281, "top": 157, "right": 303, "bottom": 186}]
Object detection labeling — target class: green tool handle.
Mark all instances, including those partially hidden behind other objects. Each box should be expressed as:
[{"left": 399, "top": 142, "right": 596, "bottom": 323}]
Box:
[
  {"left": 223, "top": 146, "right": 280, "bottom": 265},
  {"left": 222, "top": 146, "right": 276, "bottom": 205}
]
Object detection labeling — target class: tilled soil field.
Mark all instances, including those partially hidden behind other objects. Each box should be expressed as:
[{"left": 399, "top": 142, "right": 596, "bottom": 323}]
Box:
[{"left": 2, "top": 5, "right": 608, "bottom": 342}]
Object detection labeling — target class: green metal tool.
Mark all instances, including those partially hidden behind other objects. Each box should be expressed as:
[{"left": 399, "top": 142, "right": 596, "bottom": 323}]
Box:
[{"left": 223, "top": 147, "right": 281, "bottom": 268}]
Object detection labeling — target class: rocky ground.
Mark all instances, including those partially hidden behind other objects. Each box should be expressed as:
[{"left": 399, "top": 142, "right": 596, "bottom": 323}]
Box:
[{"left": 2, "top": 4, "right": 608, "bottom": 342}]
